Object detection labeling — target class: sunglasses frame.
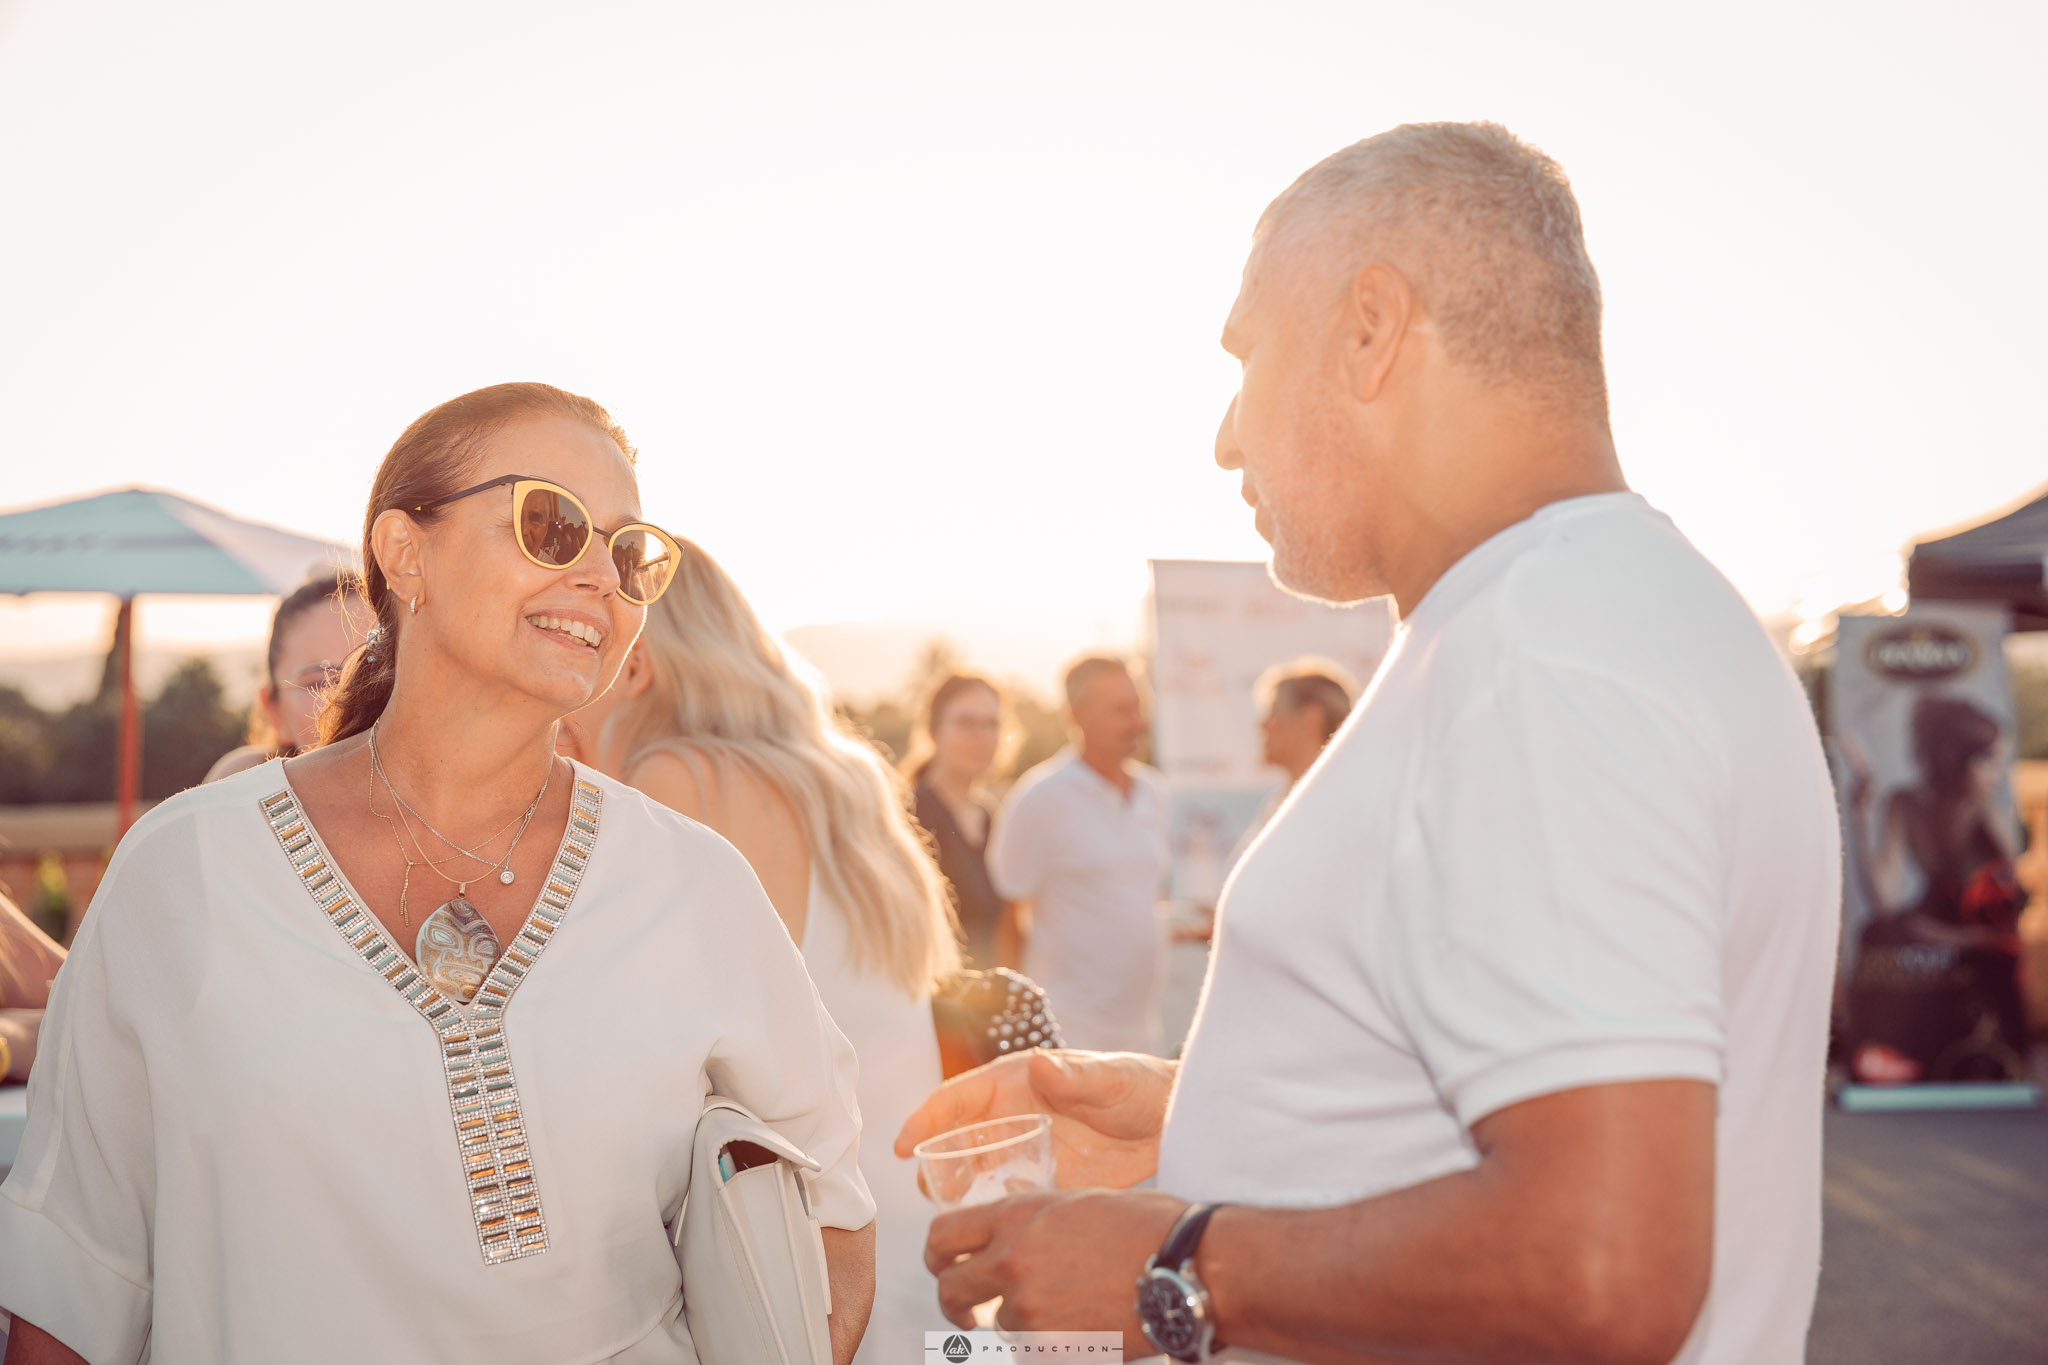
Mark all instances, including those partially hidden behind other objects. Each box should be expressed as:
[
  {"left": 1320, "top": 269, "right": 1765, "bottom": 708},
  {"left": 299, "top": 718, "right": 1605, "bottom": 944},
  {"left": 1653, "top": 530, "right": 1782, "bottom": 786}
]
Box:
[{"left": 412, "top": 474, "right": 682, "bottom": 606}]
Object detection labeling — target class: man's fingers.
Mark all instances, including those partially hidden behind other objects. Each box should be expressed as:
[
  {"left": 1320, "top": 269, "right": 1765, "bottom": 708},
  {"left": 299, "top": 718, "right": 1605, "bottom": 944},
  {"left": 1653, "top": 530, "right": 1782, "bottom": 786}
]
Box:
[
  {"left": 1028, "top": 1048, "right": 1109, "bottom": 1111},
  {"left": 923, "top": 1202, "right": 998, "bottom": 1276},
  {"left": 894, "top": 1064, "right": 1002, "bottom": 1159},
  {"left": 935, "top": 1258, "right": 1003, "bottom": 1328},
  {"left": 1032, "top": 1048, "right": 1152, "bottom": 1121},
  {"left": 896, "top": 1050, "right": 1140, "bottom": 1159}
]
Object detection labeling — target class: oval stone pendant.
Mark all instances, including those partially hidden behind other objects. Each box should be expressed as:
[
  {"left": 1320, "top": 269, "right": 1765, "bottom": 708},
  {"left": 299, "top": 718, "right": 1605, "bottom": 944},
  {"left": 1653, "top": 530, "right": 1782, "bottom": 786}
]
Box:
[
  {"left": 416, "top": 896, "right": 503, "bottom": 1004},
  {"left": 499, "top": 868, "right": 515, "bottom": 885}
]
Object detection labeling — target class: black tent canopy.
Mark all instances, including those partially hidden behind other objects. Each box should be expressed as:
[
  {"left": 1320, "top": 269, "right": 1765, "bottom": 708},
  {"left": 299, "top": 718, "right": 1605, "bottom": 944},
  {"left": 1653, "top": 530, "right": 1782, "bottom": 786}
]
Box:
[{"left": 1907, "top": 482, "right": 2048, "bottom": 632}]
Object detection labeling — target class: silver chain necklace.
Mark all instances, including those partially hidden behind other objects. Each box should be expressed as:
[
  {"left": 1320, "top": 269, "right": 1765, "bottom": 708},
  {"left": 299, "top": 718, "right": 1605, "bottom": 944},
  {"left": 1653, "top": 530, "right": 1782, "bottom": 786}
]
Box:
[{"left": 367, "top": 724, "right": 553, "bottom": 887}]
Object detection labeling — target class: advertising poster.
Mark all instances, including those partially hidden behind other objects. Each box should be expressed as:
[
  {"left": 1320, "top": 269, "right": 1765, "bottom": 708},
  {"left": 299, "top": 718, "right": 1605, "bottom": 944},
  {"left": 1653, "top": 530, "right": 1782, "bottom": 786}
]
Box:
[
  {"left": 1831, "top": 603, "right": 2032, "bottom": 1085},
  {"left": 1149, "top": 559, "right": 1393, "bottom": 903}
]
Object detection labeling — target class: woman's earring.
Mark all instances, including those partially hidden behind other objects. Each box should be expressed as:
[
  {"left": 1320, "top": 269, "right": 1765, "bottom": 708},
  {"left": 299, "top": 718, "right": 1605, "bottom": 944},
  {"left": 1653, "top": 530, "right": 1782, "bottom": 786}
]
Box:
[{"left": 410, "top": 595, "right": 421, "bottom": 616}]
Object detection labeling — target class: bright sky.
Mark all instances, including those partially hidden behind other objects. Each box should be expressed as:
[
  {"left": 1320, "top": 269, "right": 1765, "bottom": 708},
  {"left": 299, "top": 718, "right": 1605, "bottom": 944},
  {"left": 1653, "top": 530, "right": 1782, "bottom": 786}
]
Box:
[{"left": 2, "top": 0, "right": 2044, "bottom": 688}]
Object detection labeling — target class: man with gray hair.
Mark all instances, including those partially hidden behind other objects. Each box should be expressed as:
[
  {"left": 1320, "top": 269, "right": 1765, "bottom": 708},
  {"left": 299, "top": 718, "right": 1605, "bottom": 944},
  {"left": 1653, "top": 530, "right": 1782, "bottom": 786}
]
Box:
[
  {"left": 1254, "top": 658, "right": 1355, "bottom": 791},
  {"left": 987, "top": 655, "right": 1168, "bottom": 1053},
  {"left": 902, "top": 122, "right": 1839, "bottom": 1365}
]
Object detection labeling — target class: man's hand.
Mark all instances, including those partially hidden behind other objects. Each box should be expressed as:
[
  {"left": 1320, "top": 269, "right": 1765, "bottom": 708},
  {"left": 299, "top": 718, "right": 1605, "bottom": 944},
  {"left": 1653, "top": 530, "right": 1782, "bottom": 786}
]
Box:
[
  {"left": 925, "top": 1188, "right": 1188, "bottom": 1338},
  {"left": 894, "top": 1048, "right": 1176, "bottom": 1190}
]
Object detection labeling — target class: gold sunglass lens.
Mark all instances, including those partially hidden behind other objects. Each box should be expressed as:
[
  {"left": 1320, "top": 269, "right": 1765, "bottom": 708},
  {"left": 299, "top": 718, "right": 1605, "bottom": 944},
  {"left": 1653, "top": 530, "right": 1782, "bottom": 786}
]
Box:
[
  {"left": 516, "top": 486, "right": 592, "bottom": 567},
  {"left": 611, "top": 527, "right": 679, "bottom": 605}
]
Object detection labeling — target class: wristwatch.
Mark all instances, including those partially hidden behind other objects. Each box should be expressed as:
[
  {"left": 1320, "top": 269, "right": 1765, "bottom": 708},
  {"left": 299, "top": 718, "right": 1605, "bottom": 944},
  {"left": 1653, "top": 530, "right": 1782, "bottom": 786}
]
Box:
[{"left": 1136, "top": 1201, "right": 1225, "bottom": 1361}]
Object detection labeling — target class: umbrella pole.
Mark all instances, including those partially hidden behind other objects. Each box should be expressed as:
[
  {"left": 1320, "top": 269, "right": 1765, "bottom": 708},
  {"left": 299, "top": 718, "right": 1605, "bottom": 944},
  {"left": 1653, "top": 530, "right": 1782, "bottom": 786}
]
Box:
[{"left": 115, "top": 597, "right": 139, "bottom": 841}]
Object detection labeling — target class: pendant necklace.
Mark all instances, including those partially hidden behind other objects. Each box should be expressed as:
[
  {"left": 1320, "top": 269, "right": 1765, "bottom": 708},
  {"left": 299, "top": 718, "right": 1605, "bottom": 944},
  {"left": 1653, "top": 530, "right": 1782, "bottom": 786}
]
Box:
[
  {"left": 368, "top": 724, "right": 552, "bottom": 887},
  {"left": 381, "top": 799, "right": 509, "bottom": 1005},
  {"left": 365, "top": 763, "right": 489, "bottom": 929},
  {"left": 366, "top": 727, "right": 554, "bottom": 1003}
]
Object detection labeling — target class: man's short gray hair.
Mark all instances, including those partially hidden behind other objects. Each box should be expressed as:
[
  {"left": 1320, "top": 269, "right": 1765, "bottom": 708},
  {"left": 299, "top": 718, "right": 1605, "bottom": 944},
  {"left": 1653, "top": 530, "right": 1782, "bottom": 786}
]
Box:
[
  {"left": 1256, "top": 656, "right": 1359, "bottom": 742},
  {"left": 1063, "top": 654, "right": 1130, "bottom": 709},
  {"left": 1256, "top": 121, "right": 1606, "bottom": 413}
]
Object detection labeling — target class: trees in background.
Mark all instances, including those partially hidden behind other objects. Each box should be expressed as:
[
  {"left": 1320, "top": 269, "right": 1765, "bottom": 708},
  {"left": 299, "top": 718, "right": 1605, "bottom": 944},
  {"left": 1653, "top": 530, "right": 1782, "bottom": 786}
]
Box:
[
  {"left": 0, "top": 633, "right": 1163, "bottom": 807},
  {"left": 0, "top": 687, "right": 43, "bottom": 804},
  {"left": 0, "top": 659, "right": 244, "bottom": 805}
]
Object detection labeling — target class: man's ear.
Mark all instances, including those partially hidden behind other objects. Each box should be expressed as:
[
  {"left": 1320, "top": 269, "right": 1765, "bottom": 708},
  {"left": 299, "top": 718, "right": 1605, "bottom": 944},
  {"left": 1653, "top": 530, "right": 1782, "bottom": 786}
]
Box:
[
  {"left": 619, "top": 641, "right": 654, "bottom": 699},
  {"left": 369, "top": 509, "right": 424, "bottom": 593},
  {"left": 1344, "top": 262, "right": 1416, "bottom": 404}
]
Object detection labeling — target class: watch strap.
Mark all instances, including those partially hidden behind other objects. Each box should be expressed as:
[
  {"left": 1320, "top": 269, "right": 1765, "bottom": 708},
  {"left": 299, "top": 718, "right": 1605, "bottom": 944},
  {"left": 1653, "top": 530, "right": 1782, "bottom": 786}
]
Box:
[{"left": 1156, "top": 1201, "right": 1223, "bottom": 1272}]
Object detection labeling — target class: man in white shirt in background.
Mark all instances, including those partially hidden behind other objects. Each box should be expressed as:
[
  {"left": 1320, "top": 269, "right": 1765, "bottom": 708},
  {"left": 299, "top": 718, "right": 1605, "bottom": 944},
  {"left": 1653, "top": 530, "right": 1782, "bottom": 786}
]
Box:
[
  {"left": 901, "top": 120, "right": 1840, "bottom": 1365},
  {"left": 1181, "top": 661, "right": 1358, "bottom": 946},
  {"left": 1239, "top": 659, "right": 1356, "bottom": 850},
  {"left": 989, "top": 655, "right": 1168, "bottom": 1054}
]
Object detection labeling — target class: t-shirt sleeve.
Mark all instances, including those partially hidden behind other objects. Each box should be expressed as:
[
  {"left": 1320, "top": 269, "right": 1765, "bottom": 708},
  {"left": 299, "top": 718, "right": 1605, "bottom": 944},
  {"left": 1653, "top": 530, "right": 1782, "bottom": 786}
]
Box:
[
  {"left": 0, "top": 880, "right": 156, "bottom": 1364},
  {"left": 1380, "top": 656, "right": 1727, "bottom": 1131},
  {"left": 985, "top": 784, "right": 1047, "bottom": 902},
  {"left": 700, "top": 851, "right": 876, "bottom": 1233}
]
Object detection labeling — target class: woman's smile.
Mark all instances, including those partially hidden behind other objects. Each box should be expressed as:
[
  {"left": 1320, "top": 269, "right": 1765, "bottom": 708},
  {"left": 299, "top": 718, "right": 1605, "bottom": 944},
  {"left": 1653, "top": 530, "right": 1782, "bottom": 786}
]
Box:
[{"left": 526, "top": 612, "right": 606, "bottom": 653}]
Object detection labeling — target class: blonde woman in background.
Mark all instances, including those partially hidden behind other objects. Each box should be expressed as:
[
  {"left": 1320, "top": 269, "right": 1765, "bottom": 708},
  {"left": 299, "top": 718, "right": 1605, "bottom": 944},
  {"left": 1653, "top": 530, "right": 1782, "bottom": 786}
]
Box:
[{"left": 559, "top": 540, "right": 961, "bottom": 1365}]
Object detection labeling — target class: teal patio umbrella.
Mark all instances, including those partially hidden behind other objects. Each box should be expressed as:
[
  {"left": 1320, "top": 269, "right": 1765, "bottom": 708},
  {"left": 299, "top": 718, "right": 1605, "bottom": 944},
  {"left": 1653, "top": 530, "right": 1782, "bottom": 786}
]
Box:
[{"left": 0, "top": 487, "right": 356, "bottom": 836}]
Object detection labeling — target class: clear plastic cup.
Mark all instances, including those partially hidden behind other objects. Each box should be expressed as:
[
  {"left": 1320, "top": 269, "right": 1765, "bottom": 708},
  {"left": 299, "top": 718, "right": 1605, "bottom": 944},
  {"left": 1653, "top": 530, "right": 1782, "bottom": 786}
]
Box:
[
  {"left": 912, "top": 1113, "right": 1055, "bottom": 1209},
  {"left": 913, "top": 1113, "right": 1055, "bottom": 1332}
]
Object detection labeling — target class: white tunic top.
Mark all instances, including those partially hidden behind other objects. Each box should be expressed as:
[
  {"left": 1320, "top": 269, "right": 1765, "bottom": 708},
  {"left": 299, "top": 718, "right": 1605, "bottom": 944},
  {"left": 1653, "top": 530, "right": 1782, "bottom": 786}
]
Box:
[
  {"left": 0, "top": 759, "right": 874, "bottom": 1365},
  {"left": 1159, "top": 495, "right": 1841, "bottom": 1364},
  {"left": 987, "top": 751, "right": 1168, "bottom": 1053},
  {"left": 799, "top": 875, "right": 944, "bottom": 1364}
]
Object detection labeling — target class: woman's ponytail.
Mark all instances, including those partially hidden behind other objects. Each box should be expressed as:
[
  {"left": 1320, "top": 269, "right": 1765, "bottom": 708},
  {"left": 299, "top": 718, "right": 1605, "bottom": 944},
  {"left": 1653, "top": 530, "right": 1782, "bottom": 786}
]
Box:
[{"left": 318, "top": 586, "right": 399, "bottom": 745}]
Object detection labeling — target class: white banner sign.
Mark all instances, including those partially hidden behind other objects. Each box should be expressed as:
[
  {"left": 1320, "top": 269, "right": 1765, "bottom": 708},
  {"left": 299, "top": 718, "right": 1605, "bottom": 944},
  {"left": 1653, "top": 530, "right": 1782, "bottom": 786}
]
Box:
[
  {"left": 1149, "top": 559, "right": 1393, "bottom": 902},
  {"left": 1149, "top": 559, "right": 1393, "bottom": 781}
]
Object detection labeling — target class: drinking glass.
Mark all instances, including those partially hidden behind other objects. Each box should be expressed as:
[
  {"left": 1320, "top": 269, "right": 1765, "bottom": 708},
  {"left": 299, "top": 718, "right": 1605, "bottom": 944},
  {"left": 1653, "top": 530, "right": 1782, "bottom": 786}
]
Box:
[
  {"left": 913, "top": 1113, "right": 1054, "bottom": 1209},
  {"left": 913, "top": 1113, "right": 1055, "bottom": 1330}
]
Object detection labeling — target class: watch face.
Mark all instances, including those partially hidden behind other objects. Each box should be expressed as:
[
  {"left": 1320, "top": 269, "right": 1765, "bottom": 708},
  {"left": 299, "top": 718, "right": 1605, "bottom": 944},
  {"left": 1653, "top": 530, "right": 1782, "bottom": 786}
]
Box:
[{"left": 1139, "top": 1272, "right": 1202, "bottom": 1357}]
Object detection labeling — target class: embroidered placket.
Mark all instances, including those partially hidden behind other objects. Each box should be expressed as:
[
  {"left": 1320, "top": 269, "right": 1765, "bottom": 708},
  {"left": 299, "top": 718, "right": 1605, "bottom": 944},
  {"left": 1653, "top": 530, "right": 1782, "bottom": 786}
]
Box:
[{"left": 262, "top": 777, "right": 602, "bottom": 1266}]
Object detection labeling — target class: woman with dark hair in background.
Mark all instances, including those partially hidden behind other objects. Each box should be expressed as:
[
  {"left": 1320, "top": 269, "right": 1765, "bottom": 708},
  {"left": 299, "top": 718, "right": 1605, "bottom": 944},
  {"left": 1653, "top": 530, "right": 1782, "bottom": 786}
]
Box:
[
  {"left": 0, "top": 383, "right": 876, "bottom": 1365},
  {"left": 1848, "top": 692, "right": 2031, "bottom": 1080},
  {"left": 903, "top": 673, "right": 1015, "bottom": 970},
  {"left": 204, "top": 570, "right": 375, "bottom": 782}
]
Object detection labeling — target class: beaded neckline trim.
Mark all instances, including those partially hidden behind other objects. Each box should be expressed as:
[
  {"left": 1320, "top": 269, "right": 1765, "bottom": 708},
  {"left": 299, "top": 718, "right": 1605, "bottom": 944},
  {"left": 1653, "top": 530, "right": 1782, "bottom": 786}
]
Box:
[{"left": 261, "top": 774, "right": 603, "bottom": 1266}]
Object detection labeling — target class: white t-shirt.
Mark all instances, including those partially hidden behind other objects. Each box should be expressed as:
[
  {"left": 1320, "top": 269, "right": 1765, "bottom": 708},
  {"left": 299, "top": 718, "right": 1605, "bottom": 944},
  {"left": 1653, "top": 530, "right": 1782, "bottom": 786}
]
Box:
[
  {"left": 1158, "top": 494, "right": 1841, "bottom": 1365},
  {"left": 0, "top": 760, "right": 873, "bottom": 1364},
  {"left": 989, "top": 751, "right": 1168, "bottom": 1053}
]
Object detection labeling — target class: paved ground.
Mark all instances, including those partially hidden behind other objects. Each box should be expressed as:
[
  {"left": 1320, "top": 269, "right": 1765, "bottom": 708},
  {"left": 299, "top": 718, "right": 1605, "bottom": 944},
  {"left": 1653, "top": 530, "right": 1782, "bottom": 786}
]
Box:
[{"left": 1810, "top": 1090, "right": 2048, "bottom": 1364}]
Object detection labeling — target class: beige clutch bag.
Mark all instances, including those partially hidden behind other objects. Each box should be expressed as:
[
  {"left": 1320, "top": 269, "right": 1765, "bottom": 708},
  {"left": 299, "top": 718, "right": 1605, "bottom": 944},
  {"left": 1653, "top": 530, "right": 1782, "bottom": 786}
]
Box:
[{"left": 671, "top": 1095, "right": 835, "bottom": 1365}]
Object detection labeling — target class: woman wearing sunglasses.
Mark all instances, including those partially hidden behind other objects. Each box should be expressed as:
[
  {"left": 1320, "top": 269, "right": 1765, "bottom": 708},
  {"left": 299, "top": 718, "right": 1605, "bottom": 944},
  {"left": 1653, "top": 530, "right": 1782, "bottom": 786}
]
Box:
[
  {"left": 204, "top": 569, "right": 375, "bottom": 782},
  {"left": 0, "top": 383, "right": 877, "bottom": 1365}
]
